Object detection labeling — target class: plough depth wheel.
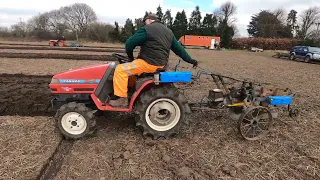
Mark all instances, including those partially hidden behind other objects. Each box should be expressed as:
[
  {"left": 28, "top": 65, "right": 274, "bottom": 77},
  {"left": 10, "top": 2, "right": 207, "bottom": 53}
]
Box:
[{"left": 238, "top": 106, "right": 273, "bottom": 140}]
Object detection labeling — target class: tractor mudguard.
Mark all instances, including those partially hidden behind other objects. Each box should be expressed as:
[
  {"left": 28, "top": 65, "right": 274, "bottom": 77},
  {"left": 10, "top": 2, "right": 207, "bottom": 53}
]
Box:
[
  {"left": 129, "top": 80, "right": 155, "bottom": 108},
  {"left": 132, "top": 81, "right": 192, "bottom": 113}
]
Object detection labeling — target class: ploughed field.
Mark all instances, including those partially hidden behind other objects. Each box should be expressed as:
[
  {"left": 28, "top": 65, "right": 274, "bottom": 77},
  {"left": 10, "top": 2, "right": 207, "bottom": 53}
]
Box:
[{"left": 0, "top": 42, "right": 319, "bottom": 179}]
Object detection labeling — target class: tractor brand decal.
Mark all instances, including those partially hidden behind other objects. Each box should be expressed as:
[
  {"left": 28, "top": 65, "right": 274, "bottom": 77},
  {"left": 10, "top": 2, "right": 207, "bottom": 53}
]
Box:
[
  {"left": 61, "top": 87, "right": 72, "bottom": 91},
  {"left": 86, "top": 79, "right": 101, "bottom": 83},
  {"left": 59, "top": 79, "right": 100, "bottom": 84},
  {"left": 59, "top": 79, "right": 84, "bottom": 83}
]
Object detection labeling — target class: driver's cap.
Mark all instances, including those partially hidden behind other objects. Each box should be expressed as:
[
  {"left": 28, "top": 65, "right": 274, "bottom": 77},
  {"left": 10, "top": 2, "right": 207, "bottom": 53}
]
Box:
[{"left": 143, "top": 13, "right": 158, "bottom": 21}]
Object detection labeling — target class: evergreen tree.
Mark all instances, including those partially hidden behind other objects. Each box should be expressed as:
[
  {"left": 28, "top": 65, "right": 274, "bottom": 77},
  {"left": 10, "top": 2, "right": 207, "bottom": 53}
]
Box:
[
  {"left": 201, "top": 14, "right": 218, "bottom": 35},
  {"left": 134, "top": 18, "right": 144, "bottom": 31},
  {"left": 163, "top": 9, "right": 173, "bottom": 28},
  {"left": 156, "top": 5, "right": 164, "bottom": 22},
  {"left": 247, "top": 10, "right": 292, "bottom": 38},
  {"left": 144, "top": 11, "right": 150, "bottom": 19},
  {"left": 217, "top": 19, "right": 234, "bottom": 48},
  {"left": 188, "top": 6, "right": 202, "bottom": 34},
  {"left": 109, "top": 21, "right": 120, "bottom": 41},
  {"left": 172, "top": 10, "right": 188, "bottom": 39},
  {"left": 287, "top": 9, "right": 298, "bottom": 36},
  {"left": 119, "top": 18, "right": 135, "bottom": 42}
]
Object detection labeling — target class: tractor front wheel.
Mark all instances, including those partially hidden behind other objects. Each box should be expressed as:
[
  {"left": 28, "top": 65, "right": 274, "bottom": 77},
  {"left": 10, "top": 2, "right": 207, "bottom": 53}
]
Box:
[
  {"left": 135, "top": 85, "right": 187, "bottom": 139},
  {"left": 55, "top": 102, "right": 96, "bottom": 140}
]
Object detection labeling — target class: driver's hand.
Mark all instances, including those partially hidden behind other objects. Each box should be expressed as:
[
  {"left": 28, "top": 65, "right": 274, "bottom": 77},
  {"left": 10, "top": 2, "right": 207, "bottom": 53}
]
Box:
[
  {"left": 127, "top": 54, "right": 134, "bottom": 62},
  {"left": 191, "top": 59, "right": 198, "bottom": 68}
]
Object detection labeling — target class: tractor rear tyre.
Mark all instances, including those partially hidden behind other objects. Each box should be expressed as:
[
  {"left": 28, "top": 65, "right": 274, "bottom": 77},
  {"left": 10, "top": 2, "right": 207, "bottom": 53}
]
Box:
[
  {"left": 135, "top": 85, "right": 187, "bottom": 140},
  {"left": 55, "top": 102, "right": 96, "bottom": 140}
]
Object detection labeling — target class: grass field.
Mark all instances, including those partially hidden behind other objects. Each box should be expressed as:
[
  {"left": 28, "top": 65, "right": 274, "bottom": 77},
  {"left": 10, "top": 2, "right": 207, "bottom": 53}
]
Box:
[{"left": 0, "top": 40, "right": 319, "bottom": 179}]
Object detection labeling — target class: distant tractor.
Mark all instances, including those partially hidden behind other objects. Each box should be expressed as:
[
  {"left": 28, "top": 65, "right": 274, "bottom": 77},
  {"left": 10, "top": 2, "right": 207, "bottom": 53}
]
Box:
[
  {"left": 49, "top": 40, "right": 67, "bottom": 47},
  {"left": 178, "top": 35, "right": 220, "bottom": 49},
  {"left": 49, "top": 36, "right": 68, "bottom": 47},
  {"left": 49, "top": 40, "right": 83, "bottom": 47}
]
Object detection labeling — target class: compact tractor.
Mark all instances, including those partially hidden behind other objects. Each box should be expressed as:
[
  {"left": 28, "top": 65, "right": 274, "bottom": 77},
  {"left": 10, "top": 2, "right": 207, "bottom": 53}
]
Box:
[
  {"left": 49, "top": 53, "right": 298, "bottom": 141},
  {"left": 49, "top": 40, "right": 83, "bottom": 47},
  {"left": 49, "top": 53, "right": 192, "bottom": 140}
]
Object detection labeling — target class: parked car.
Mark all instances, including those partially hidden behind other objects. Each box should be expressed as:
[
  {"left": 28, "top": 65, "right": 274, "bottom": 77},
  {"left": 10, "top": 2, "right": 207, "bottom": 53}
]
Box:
[
  {"left": 289, "top": 46, "right": 320, "bottom": 62},
  {"left": 250, "top": 47, "right": 263, "bottom": 52}
]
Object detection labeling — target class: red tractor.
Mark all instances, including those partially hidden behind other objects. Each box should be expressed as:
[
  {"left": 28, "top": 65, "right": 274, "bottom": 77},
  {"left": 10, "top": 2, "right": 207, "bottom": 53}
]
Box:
[{"left": 49, "top": 53, "right": 192, "bottom": 140}]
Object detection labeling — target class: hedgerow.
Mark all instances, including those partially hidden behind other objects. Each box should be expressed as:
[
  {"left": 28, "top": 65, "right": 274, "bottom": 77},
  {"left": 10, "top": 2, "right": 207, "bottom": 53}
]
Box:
[{"left": 231, "top": 38, "right": 300, "bottom": 50}]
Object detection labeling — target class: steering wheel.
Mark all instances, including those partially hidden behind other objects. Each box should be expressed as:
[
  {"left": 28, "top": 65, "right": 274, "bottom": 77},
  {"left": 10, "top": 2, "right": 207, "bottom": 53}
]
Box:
[{"left": 112, "top": 53, "right": 131, "bottom": 64}]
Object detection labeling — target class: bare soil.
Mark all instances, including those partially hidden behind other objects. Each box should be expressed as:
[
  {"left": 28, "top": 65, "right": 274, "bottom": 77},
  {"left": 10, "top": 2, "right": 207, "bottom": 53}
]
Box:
[
  {"left": 0, "top": 41, "right": 124, "bottom": 49},
  {"left": 0, "top": 58, "right": 106, "bottom": 75},
  {"left": 0, "top": 116, "right": 61, "bottom": 180},
  {"left": 0, "top": 73, "right": 53, "bottom": 116},
  {"left": 1, "top": 48, "right": 319, "bottom": 179},
  {"left": 0, "top": 49, "right": 121, "bottom": 55},
  {"left": 0, "top": 52, "right": 117, "bottom": 61},
  {"left": 0, "top": 45, "right": 127, "bottom": 53}
]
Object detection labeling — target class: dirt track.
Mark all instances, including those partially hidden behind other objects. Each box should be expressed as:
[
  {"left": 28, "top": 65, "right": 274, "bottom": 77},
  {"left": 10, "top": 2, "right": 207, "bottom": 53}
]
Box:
[
  {"left": 0, "top": 73, "right": 54, "bottom": 116},
  {"left": 0, "top": 116, "right": 61, "bottom": 180},
  {"left": 0, "top": 52, "right": 117, "bottom": 61}
]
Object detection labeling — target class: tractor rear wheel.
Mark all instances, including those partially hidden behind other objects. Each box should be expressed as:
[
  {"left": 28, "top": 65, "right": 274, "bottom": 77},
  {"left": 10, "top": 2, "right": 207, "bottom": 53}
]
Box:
[
  {"left": 55, "top": 102, "right": 96, "bottom": 140},
  {"left": 135, "top": 85, "right": 187, "bottom": 139}
]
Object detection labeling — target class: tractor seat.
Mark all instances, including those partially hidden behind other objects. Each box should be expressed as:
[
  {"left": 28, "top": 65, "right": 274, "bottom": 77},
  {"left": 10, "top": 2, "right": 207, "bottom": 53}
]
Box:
[{"left": 137, "top": 65, "right": 168, "bottom": 78}]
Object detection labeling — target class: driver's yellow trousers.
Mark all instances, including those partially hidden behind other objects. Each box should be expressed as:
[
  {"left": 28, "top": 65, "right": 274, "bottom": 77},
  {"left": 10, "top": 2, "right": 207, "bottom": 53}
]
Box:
[{"left": 113, "top": 59, "right": 165, "bottom": 98}]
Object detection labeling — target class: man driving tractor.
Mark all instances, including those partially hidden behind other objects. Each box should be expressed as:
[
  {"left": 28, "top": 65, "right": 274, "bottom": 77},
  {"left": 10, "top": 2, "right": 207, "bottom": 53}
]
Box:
[{"left": 109, "top": 13, "right": 198, "bottom": 107}]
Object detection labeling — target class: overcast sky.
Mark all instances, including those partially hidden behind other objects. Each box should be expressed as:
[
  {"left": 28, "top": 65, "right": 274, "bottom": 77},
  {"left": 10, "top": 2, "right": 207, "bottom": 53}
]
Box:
[{"left": 0, "top": 0, "right": 319, "bottom": 37}]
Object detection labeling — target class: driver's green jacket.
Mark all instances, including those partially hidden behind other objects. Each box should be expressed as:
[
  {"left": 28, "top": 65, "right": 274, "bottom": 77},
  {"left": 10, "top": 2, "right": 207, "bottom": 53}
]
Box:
[{"left": 125, "top": 26, "right": 193, "bottom": 65}]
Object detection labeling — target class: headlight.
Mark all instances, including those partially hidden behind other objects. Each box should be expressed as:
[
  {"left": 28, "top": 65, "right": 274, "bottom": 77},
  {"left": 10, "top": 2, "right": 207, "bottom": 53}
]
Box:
[
  {"left": 313, "top": 54, "right": 320, "bottom": 58},
  {"left": 50, "top": 78, "right": 60, "bottom": 84}
]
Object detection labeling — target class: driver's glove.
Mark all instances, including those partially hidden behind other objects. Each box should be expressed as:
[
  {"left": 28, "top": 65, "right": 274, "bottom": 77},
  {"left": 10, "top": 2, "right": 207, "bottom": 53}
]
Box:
[
  {"left": 191, "top": 59, "right": 198, "bottom": 68},
  {"left": 127, "top": 53, "right": 134, "bottom": 62}
]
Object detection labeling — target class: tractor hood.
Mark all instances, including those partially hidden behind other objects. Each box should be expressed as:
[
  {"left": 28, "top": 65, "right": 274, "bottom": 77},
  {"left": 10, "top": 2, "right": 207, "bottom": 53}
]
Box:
[{"left": 51, "top": 61, "right": 115, "bottom": 84}]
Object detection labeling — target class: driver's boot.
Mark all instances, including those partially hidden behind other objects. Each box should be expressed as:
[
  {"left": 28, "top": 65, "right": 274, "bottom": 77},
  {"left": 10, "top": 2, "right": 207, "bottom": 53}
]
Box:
[{"left": 109, "top": 97, "right": 129, "bottom": 108}]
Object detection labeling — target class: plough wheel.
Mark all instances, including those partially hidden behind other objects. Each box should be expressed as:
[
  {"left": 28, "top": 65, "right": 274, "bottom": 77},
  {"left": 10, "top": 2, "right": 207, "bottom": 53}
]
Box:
[
  {"left": 238, "top": 106, "right": 273, "bottom": 141},
  {"left": 288, "top": 105, "right": 299, "bottom": 119}
]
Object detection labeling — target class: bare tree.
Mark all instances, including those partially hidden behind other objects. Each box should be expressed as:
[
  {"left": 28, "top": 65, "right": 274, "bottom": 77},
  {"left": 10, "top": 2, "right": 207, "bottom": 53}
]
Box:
[
  {"left": 231, "top": 24, "right": 240, "bottom": 37},
  {"left": 298, "top": 6, "right": 320, "bottom": 39},
  {"left": 47, "top": 10, "right": 68, "bottom": 35},
  {"left": 61, "top": 3, "right": 97, "bottom": 39},
  {"left": 219, "top": 1, "right": 237, "bottom": 24},
  {"left": 0, "top": 26, "right": 11, "bottom": 37},
  {"left": 27, "top": 13, "right": 49, "bottom": 32},
  {"left": 11, "top": 21, "right": 28, "bottom": 37},
  {"left": 26, "top": 13, "right": 53, "bottom": 39},
  {"left": 273, "top": 8, "right": 286, "bottom": 23},
  {"left": 87, "top": 22, "right": 114, "bottom": 42}
]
